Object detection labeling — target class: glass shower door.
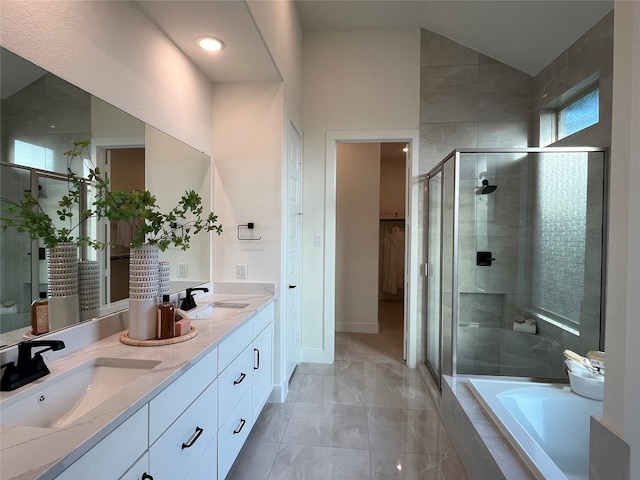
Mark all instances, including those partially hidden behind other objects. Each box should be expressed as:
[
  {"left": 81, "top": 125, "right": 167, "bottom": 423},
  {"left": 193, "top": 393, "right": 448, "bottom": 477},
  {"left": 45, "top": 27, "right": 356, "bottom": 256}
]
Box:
[
  {"left": 1, "top": 165, "right": 34, "bottom": 333},
  {"left": 425, "top": 170, "right": 443, "bottom": 384}
]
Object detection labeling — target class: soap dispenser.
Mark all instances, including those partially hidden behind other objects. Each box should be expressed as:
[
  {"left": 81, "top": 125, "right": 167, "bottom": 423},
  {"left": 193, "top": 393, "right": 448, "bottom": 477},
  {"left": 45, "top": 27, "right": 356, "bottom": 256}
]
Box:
[
  {"left": 31, "top": 292, "right": 49, "bottom": 335},
  {"left": 157, "top": 295, "right": 175, "bottom": 339}
]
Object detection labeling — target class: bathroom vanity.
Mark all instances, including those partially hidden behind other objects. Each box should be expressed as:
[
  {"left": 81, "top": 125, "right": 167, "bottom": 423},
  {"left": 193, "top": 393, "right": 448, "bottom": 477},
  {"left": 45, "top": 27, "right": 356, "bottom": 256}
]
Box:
[{"left": 0, "top": 287, "right": 274, "bottom": 480}]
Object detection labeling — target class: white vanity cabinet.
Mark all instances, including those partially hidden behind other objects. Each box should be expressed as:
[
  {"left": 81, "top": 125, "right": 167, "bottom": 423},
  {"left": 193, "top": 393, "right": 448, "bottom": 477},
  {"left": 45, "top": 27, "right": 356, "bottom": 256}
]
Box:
[
  {"left": 252, "top": 321, "right": 274, "bottom": 419},
  {"left": 51, "top": 299, "right": 275, "bottom": 480},
  {"left": 217, "top": 302, "right": 274, "bottom": 479},
  {"left": 55, "top": 405, "right": 148, "bottom": 480}
]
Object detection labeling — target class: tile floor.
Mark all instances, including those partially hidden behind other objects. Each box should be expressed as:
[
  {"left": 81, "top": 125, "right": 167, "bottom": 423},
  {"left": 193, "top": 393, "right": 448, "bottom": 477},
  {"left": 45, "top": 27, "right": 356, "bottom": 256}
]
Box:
[{"left": 227, "top": 301, "right": 469, "bottom": 480}]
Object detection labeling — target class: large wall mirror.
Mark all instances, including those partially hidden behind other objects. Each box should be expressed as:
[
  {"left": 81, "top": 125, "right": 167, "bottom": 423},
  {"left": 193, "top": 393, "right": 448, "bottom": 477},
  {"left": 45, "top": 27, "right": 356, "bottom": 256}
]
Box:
[{"left": 0, "top": 47, "right": 212, "bottom": 348}]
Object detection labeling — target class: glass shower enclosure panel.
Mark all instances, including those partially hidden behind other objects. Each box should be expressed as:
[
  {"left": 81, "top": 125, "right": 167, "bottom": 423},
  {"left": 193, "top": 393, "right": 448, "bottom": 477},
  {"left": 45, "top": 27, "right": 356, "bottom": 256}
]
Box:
[
  {"left": 0, "top": 165, "right": 33, "bottom": 333},
  {"left": 454, "top": 149, "right": 606, "bottom": 379},
  {"left": 425, "top": 169, "right": 442, "bottom": 383}
]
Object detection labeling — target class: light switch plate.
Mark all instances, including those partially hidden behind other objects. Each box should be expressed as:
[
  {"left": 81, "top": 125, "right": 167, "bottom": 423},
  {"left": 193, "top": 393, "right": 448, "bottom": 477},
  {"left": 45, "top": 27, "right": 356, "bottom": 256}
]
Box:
[{"left": 237, "top": 264, "right": 247, "bottom": 279}]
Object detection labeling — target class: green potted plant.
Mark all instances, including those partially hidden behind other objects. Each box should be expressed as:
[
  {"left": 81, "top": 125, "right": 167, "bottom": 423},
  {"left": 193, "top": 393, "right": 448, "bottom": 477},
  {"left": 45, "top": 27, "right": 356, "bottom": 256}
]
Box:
[{"left": 1, "top": 140, "right": 99, "bottom": 248}]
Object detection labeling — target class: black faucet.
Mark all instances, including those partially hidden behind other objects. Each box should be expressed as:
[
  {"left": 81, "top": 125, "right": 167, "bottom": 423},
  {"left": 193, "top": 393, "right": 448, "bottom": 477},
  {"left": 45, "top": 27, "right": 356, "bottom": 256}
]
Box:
[
  {"left": 0, "top": 340, "right": 66, "bottom": 391},
  {"left": 179, "top": 287, "right": 209, "bottom": 311}
]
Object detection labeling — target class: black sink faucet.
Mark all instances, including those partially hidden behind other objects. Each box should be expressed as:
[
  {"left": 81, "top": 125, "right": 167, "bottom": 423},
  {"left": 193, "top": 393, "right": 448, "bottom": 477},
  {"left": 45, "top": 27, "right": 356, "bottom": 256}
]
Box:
[
  {"left": 180, "top": 287, "right": 209, "bottom": 311},
  {"left": 0, "top": 340, "right": 66, "bottom": 391}
]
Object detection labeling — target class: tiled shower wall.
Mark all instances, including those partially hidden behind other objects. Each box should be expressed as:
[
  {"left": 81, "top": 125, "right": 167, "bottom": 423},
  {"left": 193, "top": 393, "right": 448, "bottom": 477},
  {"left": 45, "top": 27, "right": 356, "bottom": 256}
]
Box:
[{"left": 418, "top": 12, "right": 613, "bottom": 372}]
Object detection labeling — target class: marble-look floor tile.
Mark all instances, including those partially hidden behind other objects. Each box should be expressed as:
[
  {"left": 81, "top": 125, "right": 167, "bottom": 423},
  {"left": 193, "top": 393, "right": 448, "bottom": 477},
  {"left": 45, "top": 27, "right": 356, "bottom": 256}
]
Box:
[
  {"left": 249, "top": 401, "right": 295, "bottom": 443},
  {"left": 369, "top": 450, "right": 468, "bottom": 480},
  {"left": 227, "top": 302, "right": 468, "bottom": 480},
  {"left": 282, "top": 402, "right": 369, "bottom": 450},
  {"left": 296, "top": 374, "right": 366, "bottom": 406},
  {"left": 367, "top": 407, "right": 453, "bottom": 455},
  {"left": 364, "top": 365, "right": 437, "bottom": 411},
  {"left": 268, "top": 444, "right": 372, "bottom": 480},
  {"left": 227, "top": 440, "right": 280, "bottom": 480},
  {"left": 305, "top": 360, "right": 365, "bottom": 377}
]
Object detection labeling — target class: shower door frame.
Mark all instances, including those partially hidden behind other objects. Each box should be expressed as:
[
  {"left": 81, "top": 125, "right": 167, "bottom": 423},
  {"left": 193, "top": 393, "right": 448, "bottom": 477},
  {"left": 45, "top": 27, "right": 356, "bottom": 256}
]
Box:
[
  {"left": 424, "top": 147, "right": 608, "bottom": 382},
  {"left": 424, "top": 150, "right": 461, "bottom": 388}
]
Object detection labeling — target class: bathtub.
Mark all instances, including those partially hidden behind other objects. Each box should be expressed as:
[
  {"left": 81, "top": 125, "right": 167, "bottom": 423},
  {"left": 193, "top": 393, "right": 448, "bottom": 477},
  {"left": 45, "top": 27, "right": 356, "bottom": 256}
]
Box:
[{"left": 468, "top": 378, "right": 602, "bottom": 480}]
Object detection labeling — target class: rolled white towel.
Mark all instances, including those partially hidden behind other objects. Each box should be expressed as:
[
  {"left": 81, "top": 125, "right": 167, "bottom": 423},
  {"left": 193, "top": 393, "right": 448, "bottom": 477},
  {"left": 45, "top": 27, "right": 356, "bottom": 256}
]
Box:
[{"left": 513, "top": 319, "right": 536, "bottom": 334}]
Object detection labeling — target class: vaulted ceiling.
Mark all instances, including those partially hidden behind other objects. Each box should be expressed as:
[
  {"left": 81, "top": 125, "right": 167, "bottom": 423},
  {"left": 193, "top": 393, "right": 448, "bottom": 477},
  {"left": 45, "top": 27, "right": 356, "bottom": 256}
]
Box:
[
  {"left": 295, "top": 0, "right": 613, "bottom": 76},
  {"left": 138, "top": 0, "right": 612, "bottom": 83}
]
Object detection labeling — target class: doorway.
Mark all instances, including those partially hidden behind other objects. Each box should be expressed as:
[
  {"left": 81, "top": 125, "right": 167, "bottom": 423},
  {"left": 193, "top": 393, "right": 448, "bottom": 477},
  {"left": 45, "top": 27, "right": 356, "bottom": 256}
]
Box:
[
  {"left": 324, "top": 129, "right": 419, "bottom": 367},
  {"left": 106, "top": 147, "right": 145, "bottom": 302},
  {"left": 335, "top": 142, "right": 407, "bottom": 360}
]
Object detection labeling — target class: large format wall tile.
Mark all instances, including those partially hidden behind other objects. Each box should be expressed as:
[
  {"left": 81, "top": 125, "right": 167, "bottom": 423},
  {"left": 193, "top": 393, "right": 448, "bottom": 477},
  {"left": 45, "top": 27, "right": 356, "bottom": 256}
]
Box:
[
  {"left": 420, "top": 65, "right": 479, "bottom": 123},
  {"left": 478, "top": 64, "right": 533, "bottom": 122},
  {"left": 420, "top": 29, "right": 479, "bottom": 67}
]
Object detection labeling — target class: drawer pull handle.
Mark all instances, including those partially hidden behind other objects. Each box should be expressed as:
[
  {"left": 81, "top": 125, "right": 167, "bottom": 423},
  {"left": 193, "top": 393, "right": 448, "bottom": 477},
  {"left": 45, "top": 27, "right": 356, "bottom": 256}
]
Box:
[
  {"left": 254, "top": 348, "right": 260, "bottom": 370},
  {"left": 233, "top": 418, "right": 246, "bottom": 435},
  {"left": 142, "top": 474, "right": 154, "bottom": 480},
  {"left": 181, "top": 426, "right": 204, "bottom": 449},
  {"left": 234, "top": 372, "right": 247, "bottom": 385}
]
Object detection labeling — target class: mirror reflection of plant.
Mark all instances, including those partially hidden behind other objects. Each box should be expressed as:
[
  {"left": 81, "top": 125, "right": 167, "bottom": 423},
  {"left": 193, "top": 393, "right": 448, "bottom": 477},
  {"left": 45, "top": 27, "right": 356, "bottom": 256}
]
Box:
[
  {"left": 2, "top": 139, "right": 223, "bottom": 251},
  {"left": 94, "top": 186, "right": 222, "bottom": 251},
  {"left": 1, "top": 140, "right": 96, "bottom": 248}
]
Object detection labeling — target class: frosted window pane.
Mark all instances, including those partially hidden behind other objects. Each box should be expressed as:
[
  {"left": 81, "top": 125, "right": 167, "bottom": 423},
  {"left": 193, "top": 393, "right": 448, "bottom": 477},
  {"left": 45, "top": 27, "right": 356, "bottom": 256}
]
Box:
[
  {"left": 558, "top": 88, "right": 599, "bottom": 140},
  {"left": 532, "top": 153, "right": 587, "bottom": 324},
  {"left": 14, "top": 140, "right": 54, "bottom": 169}
]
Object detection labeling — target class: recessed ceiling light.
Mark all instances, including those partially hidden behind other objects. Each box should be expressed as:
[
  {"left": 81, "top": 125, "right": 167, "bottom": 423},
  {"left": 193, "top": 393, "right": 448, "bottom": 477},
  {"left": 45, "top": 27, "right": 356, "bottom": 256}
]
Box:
[{"left": 198, "top": 37, "right": 224, "bottom": 52}]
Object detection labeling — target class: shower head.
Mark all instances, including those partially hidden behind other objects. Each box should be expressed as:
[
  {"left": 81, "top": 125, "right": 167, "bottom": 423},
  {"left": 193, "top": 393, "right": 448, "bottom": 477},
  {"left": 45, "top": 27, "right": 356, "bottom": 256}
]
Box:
[{"left": 480, "top": 179, "right": 497, "bottom": 194}]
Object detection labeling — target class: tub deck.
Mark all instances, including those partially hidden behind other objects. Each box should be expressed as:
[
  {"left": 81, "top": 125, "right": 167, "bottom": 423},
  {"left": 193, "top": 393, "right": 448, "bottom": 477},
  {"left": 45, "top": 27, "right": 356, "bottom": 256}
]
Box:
[{"left": 468, "top": 378, "right": 602, "bottom": 480}]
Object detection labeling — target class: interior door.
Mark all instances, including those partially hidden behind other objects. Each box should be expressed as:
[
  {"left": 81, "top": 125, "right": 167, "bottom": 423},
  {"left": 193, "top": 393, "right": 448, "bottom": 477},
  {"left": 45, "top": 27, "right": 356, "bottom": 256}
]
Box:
[{"left": 285, "top": 120, "right": 302, "bottom": 381}]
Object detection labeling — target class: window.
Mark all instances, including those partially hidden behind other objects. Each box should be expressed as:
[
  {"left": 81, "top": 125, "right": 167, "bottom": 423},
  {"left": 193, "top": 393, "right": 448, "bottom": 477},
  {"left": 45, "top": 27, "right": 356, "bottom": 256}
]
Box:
[
  {"left": 531, "top": 152, "right": 588, "bottom": 332},
  {"left": 539, "top": 73, "right": 600, "bottom": 146},
  {"left": 14, "top": 139, "right": 54, "bottom": 169},
  {"left": 557, "top": 87, "right": 600, "bottom": 140}
]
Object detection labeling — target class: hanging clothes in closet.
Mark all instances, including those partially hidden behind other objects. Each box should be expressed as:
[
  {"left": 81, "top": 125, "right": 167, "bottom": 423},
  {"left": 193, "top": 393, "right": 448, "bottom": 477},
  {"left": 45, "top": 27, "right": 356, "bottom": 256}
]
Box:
[{"left": 381, "top": 221, "right": 405, "bottom": 294}]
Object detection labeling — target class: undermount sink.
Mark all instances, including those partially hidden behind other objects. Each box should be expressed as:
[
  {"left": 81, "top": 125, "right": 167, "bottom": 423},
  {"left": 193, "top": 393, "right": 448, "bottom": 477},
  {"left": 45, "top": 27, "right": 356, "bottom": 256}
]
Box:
[
  {"left": 186, "top": 302, "right": 249, "bottom": 320},
  {"left": 0, "top": 357, "right": 160, "bottom": 429}
]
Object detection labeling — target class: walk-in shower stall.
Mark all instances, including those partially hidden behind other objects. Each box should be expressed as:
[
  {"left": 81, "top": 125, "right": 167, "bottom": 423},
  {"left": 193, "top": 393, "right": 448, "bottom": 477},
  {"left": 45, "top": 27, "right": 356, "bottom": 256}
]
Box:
[{"left": 425, "top": 148, "right": 607, "bottom": 386}]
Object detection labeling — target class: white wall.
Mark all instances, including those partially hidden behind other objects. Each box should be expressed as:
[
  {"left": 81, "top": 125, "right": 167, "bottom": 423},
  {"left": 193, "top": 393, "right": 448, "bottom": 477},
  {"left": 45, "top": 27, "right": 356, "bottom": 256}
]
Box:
[
  {"left": 605, "top": 2, "right": 640, "bottom": 475},
  {"left": 301, "top": 29, "right": 420, "bottom": 360},
  {"left": 336, "top": 143, "right": 381, "bottom": 333},
  {"left": 246, "top": 0, "right": 303, "bottom": 130},
  {"left": 212, "top": 83, "right": 284, "bottom": 284},
  {"left": 0, "top": 1, "right": 213, "bottom": 157}
]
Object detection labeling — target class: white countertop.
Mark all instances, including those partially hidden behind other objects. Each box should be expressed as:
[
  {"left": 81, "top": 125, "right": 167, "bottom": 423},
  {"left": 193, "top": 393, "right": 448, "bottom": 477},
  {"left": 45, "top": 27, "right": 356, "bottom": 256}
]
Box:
[{"left": 0, "top": 289, "right": 274, "bottom": 480}]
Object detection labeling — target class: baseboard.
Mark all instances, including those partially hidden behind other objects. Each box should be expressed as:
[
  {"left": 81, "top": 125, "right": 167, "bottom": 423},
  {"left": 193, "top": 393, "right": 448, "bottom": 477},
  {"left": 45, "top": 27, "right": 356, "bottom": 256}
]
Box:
[{"left": 269, "top": 382, "right": 288, "bottom": 404}]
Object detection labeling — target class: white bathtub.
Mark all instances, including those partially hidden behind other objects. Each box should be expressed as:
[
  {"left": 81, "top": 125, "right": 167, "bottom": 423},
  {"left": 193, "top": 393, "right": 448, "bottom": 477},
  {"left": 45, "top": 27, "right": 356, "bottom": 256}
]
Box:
[{"left": 468, "top": 378, "right": 602, "bottom": 480}]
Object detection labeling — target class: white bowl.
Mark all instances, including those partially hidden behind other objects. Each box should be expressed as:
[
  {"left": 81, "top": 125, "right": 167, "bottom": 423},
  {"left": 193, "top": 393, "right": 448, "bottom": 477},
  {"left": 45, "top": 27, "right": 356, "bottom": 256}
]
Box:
[{"left": 568, "top": 371, "right": 604, "bottom": 400}]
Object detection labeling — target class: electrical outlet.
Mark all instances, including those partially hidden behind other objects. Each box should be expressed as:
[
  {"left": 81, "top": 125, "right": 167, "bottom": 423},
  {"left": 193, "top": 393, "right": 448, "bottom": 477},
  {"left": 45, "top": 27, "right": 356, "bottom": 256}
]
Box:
[
  {"left": 236, "top": 264, "right": 247, "bottom": 279},
  {"left": 178, "top": 263, "right": 188, "bottom": 277}
]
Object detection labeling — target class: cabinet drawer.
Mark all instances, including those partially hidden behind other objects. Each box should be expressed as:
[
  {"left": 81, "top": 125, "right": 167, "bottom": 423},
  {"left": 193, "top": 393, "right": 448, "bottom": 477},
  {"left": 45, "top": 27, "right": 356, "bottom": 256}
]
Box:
[
  {"left": 149, "top": 346, "right": 217, "bottom": 443},
  {"left": 56, "top": 405, "right": 148, "bottom": 480},
  {"left": 217, "top": 389, "right": 253, "bottom": 480},
  {"left": 218, "top": 319, "right": 253, "bottom": 373},
  {"left": 119, "top": 452, "right": 148, "bottom": 480},
  {"left": 149, "top": 379, "right": 218, "bottom": 480},
  {"left": 252, "top": 301, "right": 274, "bottom": 337},
  {"left": 218, "top": 345, "right": 253, "bottom": 425},
  {"left": 185, "top": 433, "right": 217, "bottom": 480}
]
